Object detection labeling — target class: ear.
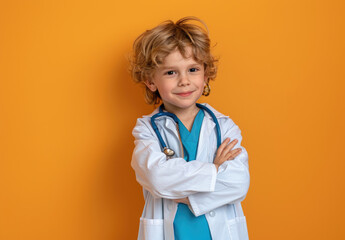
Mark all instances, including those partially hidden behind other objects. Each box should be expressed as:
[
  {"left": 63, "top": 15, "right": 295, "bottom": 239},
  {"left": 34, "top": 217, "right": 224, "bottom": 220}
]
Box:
[
  {"left": 204, "top": 75, "right": 209, "bottom": 85},
  {"left": 144, "top": 79, "right": 157, "bottom": 92}
]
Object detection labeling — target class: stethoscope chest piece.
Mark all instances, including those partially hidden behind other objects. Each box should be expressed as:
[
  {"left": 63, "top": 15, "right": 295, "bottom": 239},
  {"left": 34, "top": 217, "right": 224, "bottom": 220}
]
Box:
[{"left": 163, "top": 147, "right": 175, "bottom": 156}]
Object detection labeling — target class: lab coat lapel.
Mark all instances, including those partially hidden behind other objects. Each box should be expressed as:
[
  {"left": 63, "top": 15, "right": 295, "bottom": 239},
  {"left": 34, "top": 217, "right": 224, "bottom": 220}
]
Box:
[
  {"left": 164, "top": 117, "right": 177, "bottom": 133},
  {"left": 163, "top": 117, "right": 184, "bottom": 158},
  {"left": 196, "top": 114, "right": 216, "bottom": 162}
]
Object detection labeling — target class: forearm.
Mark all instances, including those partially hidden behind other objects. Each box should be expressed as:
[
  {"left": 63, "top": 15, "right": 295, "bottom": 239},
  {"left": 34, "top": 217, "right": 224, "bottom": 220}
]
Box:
[
  {"left": 132, "top": 140, "right": 218, "bottom": 199},
  {"left": 188, "top": 150, "right": 250, "bottom": 217}
]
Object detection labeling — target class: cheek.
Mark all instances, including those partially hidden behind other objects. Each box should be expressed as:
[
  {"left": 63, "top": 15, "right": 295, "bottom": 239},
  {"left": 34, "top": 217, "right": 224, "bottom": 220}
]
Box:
[
  {"left": 156, "top": 82, "right": 172, "bottom": 96},
  {"left": 199, "top": 78, "right": 206, "bottom": 88}
]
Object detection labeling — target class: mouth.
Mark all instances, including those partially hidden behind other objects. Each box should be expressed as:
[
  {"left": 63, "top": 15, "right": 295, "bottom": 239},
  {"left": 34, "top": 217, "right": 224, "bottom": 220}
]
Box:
[{"left": 175, "top": 91, "right": 194, "bottom": 97}]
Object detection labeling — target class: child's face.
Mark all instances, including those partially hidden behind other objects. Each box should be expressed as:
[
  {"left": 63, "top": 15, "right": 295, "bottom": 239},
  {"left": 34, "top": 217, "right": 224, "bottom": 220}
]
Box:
[{"left": 145, "top": 46, "right": 207, "bottom": 113}]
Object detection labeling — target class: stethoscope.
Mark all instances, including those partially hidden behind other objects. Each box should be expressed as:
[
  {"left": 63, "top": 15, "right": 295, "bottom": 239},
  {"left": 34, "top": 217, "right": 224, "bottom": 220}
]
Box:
[{"left": 150, "top": 103, "right": 221, "bottom": 156}]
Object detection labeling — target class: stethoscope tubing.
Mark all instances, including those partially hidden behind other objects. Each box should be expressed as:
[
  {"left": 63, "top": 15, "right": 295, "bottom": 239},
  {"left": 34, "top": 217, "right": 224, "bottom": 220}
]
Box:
[
  {"left": 150, "top": 111, "right": 179, "bottom": 150},
  {"left": 196, "top": 103, "right": 221, "bottom": 148}
]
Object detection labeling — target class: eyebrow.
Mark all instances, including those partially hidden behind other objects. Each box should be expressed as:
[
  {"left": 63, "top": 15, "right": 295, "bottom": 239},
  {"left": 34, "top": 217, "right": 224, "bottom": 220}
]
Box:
[{"left": 159, "top": 63, "right": 202, "bottom": 71}]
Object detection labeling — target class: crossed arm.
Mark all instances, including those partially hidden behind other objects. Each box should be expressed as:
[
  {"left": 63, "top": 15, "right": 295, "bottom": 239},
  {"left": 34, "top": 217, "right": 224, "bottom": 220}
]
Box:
[
  {"left": 131, "top": 117, "right": 250, "bottom": 217},
  {"left": 174, "top": 137, "right": 242, "bottom": 204}
]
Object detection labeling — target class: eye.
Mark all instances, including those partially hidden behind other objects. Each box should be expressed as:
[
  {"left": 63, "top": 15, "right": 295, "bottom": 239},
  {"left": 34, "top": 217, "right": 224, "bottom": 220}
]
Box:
[
  {"left": 189, "top": 68, "right": 199, "bottom": 72},
  {"left": 165, "top": 70, "right": 176, "bottom": 75}
]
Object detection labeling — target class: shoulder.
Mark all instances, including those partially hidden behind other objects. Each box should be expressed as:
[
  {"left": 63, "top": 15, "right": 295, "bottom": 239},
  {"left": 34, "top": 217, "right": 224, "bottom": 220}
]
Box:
[
  {"left": 200, "top": 103, "right": 236, "bottom": 126},
  {"left": 201, "top": 103, "right": 241, "bottom": 136},
  {"left": 132, "top": 107, "right": 159, "bottom": 139},
  {"left": 199, "top": 103, "right": 228, "bottom": 119}
]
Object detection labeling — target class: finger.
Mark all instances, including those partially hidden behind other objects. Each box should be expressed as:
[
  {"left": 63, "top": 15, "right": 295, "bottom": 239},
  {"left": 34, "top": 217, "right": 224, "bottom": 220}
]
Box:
[
  {"left": 226, "top": 148, "right": 242, "bottom": 160},
  {"left": 220, "top": 139, "right": 239, "bottom": 157},
  {"left": 228, "top": 139, "right": 239, "bottom": 149},
  {"left": 216, "top": 138, "right": 230, "bottom": 157}
]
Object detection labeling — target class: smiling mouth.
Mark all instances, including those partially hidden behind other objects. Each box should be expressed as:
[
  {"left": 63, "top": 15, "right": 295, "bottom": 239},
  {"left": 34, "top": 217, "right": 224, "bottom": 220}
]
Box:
[{"left": 176, "top": 91, "right": 193, "bottom": 97}]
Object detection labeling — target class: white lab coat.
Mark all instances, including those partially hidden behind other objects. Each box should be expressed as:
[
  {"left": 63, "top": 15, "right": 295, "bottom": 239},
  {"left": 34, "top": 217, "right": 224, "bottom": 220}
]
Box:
[{"left": 131, "top": 103, "right": 250, "bottom": 240}]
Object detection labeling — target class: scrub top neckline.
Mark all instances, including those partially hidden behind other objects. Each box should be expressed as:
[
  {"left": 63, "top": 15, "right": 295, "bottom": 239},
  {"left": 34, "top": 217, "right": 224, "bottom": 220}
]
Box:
[
  {"left": 177, "top": 108, "right": 204, "bottom": 135},
  {"left": 177, "top": 109, "right": 205, "bottom": 162}
]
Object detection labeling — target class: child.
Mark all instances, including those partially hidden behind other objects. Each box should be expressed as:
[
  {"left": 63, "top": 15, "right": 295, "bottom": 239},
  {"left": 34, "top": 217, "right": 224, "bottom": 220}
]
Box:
[{"left": 129, "top": 16, "right": 250, "bottom": 240}]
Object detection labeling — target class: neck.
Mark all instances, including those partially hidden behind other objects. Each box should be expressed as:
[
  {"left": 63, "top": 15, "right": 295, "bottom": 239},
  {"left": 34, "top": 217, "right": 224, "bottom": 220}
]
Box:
[{"left": 162, "top": 103, "right": 200, "bottom": 131}]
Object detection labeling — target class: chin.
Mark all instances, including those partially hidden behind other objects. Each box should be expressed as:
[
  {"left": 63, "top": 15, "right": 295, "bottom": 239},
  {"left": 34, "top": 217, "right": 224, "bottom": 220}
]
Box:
[{"left": 176, "top": 102, "right": 198, "bottom": 109}]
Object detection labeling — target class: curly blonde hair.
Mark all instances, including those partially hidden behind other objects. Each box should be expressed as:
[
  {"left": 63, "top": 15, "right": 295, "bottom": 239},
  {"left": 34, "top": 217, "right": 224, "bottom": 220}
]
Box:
[{"left": 129, "top": 16, "right": 218, "bottom": 105}]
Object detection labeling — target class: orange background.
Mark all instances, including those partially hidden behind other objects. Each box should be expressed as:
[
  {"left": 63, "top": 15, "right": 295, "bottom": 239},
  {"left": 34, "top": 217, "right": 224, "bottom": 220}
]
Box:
[{"left": 1, "top": 0, "right": 344, "bottom": 239}]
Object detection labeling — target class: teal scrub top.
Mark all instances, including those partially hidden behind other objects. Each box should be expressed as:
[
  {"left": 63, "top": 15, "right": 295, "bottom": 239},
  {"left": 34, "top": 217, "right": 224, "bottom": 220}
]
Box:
[{"left": 173, "top": 109, "right": 212, "bottom": 240}]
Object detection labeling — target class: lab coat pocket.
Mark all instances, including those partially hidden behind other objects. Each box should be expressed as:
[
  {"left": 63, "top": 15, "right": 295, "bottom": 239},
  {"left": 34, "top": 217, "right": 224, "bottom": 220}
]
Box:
[
  {"left": 227, "top": 216, "right": 249, "bottom": 240},
  {"left": 139, "top": 217, "right": 164, "bottom": 240}
]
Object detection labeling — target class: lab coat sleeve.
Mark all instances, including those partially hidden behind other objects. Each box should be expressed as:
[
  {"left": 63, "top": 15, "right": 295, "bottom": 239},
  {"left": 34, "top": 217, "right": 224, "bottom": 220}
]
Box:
[
  {"left": 188, "top": 118, "right": 250, "bottom": 217},
  {"left": 131, "top": 118, "right": 218, "bottom": 199}
]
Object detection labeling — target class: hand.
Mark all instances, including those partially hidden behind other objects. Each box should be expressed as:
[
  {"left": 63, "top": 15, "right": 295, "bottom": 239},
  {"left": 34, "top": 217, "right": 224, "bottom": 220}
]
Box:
[
  {"left": 173, "top": 197, "right": 190, "bottom": 205},
  {"left": 214, "top": 138, "right": 242, "bottom": 171}
]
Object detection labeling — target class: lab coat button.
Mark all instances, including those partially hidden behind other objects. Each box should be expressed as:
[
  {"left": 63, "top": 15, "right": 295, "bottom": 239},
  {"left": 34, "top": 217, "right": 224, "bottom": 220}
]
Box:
[
  {"left": 167, "top": 203, "right": 172, "bottom": 211},
  {"left": 209, "top": 211, "right": 215, "bottom": 217}
]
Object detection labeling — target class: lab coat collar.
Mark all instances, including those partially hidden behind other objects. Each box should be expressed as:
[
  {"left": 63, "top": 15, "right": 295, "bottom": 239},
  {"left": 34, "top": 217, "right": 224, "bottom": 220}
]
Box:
[
  {"left": 141, "top": 103, "right": 224, "bottom": 158},
  {"left": 142, "top": 103, "right": 228, "bottom": 120}
]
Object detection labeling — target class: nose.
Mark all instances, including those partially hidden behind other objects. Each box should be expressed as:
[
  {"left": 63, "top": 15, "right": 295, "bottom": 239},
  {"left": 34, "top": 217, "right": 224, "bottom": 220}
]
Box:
[{"left": 178, "top": 73, "right": 190, "bottom": 87}]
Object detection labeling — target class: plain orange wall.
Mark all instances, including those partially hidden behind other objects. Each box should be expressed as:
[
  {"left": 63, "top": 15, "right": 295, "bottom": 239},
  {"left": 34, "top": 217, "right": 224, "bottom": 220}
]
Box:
[{"left": 1, "top": 0, "right": 344, "bottom": 239}]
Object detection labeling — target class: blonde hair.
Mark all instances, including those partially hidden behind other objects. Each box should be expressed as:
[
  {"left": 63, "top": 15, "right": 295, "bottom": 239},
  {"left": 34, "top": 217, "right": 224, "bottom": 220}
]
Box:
[{"left": 129, "top": 16, "right": 218, "bottom": 105}]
